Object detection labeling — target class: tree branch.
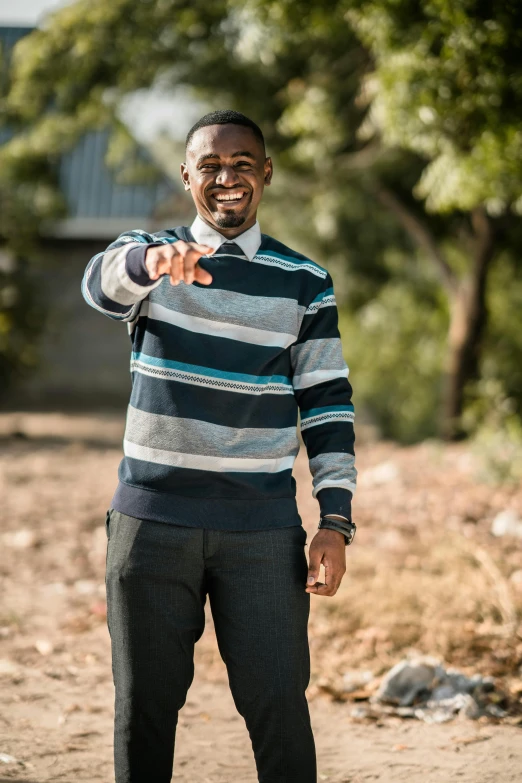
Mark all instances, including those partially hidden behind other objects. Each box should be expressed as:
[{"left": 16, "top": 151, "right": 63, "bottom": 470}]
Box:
[
  {"left": 375, "top": 184, "right": 457, "bottom": 292},
  {"left": 471, "top": 206, "right": 494, "bottom": 277}
]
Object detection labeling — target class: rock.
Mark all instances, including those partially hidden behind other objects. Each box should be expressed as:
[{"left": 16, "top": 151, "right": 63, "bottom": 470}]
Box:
[
  {"left": 35, "top": 639, "right": 54, "bottom": 656},
  {"left": 491, "top": 510, "right": 522, "bottom": 538},
  {"left": 342, "top": 669, "right": 374, "bottom": 694},
  {"left": 360, "top": 461, "right": 399, "bottom": 487},
  {"left": 0, "top": 753, "right": 18, "bottom": 764},
  {"left": 374, "top": 657, "right": 444, "bottom": 706},
  {"left": 0, "top": 659, "right": 19, "bottom": 676},
  {"left": 370, "top": 657, "right": 503, "bottom": 723},
  {"left": 2, "top": 529, "right": 37, "bottom": 548},
  {"left": 459, "top": 694, "right": 482, "bottom": 720},
  {"left": 350, "top": 705, "right": 371, "bottom": 720}
]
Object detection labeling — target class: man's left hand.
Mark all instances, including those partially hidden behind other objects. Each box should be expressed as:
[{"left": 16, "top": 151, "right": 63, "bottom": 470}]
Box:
[{"left": 305, "top": 529, "right": 346, "bottom": 597}]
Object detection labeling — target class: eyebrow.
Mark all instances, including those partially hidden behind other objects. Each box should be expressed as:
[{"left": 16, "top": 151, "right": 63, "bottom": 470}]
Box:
[{"left": 196, "top": 150, "right": 257, "bottom": 166}]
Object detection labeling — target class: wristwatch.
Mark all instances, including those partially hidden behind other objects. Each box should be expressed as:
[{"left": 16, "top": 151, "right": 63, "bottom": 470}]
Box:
[{"left": 318, "top": 516, "right": 357, "bottom": 546}]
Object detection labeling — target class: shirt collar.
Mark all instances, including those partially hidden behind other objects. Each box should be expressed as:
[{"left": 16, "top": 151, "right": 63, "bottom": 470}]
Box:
[{"left": 190, "top": 214, "right": 262, "bottom": 261}]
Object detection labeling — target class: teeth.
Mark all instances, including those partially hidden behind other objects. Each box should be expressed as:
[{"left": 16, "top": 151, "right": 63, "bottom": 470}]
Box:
[{"left": 214, "top": 192, "right": 245, "bottom": 202}]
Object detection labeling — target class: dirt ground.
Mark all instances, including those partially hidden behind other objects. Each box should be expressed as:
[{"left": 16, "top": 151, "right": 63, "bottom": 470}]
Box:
[{"left": 1, "top": 412, "right": 521, "bottom": 783}]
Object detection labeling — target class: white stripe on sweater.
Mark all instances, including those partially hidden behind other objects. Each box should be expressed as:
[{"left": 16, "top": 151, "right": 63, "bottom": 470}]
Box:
[{"left": 124, "top": 439, "right": 296, "bottom": 473}]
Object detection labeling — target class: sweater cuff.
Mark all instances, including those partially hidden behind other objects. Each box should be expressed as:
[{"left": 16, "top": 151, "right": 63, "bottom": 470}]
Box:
[
  {"left": 316, "top": 486, "right": 352, "bottom": 521},
  {"left": 125, "top": 242, "right": 164, "bottom": 286}
]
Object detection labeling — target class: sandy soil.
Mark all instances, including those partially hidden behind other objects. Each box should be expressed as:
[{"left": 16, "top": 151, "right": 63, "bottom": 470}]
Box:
[{"left": 0, "top": 413, "right": 521, "bottom": 782}]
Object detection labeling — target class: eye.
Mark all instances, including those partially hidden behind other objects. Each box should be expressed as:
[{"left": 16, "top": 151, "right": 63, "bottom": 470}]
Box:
[{"left": 236, "top": 161, "right": 252, "bottom": 168}]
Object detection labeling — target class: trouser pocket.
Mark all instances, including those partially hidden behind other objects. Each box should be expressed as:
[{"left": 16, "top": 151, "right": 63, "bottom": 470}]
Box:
[{"left": 105, "top": 509, "right": 112, "bottom": 541}]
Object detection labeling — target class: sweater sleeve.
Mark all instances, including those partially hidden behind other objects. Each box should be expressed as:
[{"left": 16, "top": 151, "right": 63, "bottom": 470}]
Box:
[
  {"left": 81, "top": 229, "right": 164, "bottom": 321},
  {"left": 291, "top": 271, "right": 357, "bottom": 520}
]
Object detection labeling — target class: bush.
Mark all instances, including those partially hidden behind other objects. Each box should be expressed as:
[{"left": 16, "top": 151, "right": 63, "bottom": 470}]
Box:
[{"left": 338, "top": 280, "right": 447, "bottom": 443}]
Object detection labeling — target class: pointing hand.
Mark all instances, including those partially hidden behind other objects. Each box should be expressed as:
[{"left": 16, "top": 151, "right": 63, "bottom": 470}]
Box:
[{"left": 145, "top": 240, "right": 215, "bottom": 286}]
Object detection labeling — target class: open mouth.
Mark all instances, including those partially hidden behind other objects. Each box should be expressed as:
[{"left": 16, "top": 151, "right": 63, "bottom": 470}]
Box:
[{"left": 210, "top": 190, "right": 249, "bottom": 207}]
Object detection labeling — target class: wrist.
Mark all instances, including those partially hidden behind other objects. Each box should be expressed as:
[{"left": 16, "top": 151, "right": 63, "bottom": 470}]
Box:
[
  {"left": 318, "top": 516, "right": 356, "bottom": 546},
  {"left": 126, "top": 242, "right": 164, "bottom": 285}
]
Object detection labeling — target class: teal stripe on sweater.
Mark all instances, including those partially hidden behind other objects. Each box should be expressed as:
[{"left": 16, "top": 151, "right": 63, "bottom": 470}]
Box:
[
  {"left": 301, "top": 404, "right": 354, "bottom": 420},
  {"left": 131, "top": 352, "right": 294, "bottom": 395}
]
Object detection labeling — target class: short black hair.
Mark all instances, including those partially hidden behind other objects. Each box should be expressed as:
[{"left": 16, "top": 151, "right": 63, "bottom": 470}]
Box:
[{"left": 185, "top": 109, "right": 265, "bottom": 153}]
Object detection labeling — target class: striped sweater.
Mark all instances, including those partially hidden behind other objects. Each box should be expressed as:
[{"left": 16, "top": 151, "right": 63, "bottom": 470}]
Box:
[{"left": 81, "top": 218, "right": 357, "bottom": 530}]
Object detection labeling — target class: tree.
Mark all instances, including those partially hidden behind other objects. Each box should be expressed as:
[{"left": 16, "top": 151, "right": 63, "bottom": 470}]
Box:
[
  {"left": 0, "top": 34, "right": 66, "bottom": 392},
  {"left": 1, "top": 0, "right": 521, "bottom": 437},
  {"left": 348, "top": 0, "right": 522, "bottom": 435}
]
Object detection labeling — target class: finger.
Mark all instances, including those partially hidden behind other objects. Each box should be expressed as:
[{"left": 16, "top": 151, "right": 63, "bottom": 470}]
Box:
[
  {"left": 182, "top": 255, "right": 196, "bottom": 285},
  {"left": 181, "top": 247, "right": 210, "bottom": 284},
  {"left": 174, "top": 240, "right": 214, "bottom": 258},
  {"left": 193, "top": 264, "right": 213, "bottom": 285},
  {"left": 323, "top": 559, "right": 344, "bottom": 593},
  {"left": 145, "top": 251, "right": 165, "bottom": 280},
  {"left": 169, "top": 253, "right": 183, "bottom": 286},
  {"left": 306, "top": 582, "right": 338, "bottom": 596},
  {"left": 190, "top": 243, "right": 215, "bottom": 256},
  {"left": 306, "top": 547, "right": 324, "bottom": 587},
  {"left": 306, "top": 560, "right": 344, "bottom": 595},
  {"left": 305, "top": 581, "right": 328, "bottom": 594},
  {"left": 146, "top": 245, "right": 179, "bottom": 279}
]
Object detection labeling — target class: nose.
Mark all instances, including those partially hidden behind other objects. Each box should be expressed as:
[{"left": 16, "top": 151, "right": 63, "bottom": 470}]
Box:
[{"left": 215, "top": 165, "right": 240, "bottom": 187}]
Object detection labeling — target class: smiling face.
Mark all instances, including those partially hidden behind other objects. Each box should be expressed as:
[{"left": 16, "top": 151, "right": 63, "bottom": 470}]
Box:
[{"left": 181, "top": 123, "right": 273, "bottom": 238}]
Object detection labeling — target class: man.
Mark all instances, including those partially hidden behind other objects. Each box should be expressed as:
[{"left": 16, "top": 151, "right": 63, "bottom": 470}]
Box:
[{"left": 82, "top": 109, "right": 357, "bottom": 783}]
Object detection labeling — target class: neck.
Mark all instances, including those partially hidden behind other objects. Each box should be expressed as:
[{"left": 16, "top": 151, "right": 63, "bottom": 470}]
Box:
[{"left": 198, "top": 213, "right": 257, "bottom": 239}]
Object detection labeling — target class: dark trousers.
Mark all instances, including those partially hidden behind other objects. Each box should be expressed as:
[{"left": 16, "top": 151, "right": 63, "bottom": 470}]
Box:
[{"left": 105, "top": 509, "right": 317, "bottom": 783}]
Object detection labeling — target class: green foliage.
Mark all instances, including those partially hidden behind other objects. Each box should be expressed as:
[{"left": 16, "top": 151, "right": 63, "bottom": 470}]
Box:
[
  {"left": 1, "top": 0, "right": 521, "bottom": 437},
  {"left": 338, "top": 263, "right": 448, "bottom": 442},
  {"left": 483, "top": 251, "right": 522, "bottom": 412},
  {"left": 349, "top": 0, "right": 522, "bottom": 213},
  {"left": 466, "top": 379, "right": 522, "bottom": 486},
  {"left": 0, "top": 37, "right": 67, "bottom": 396},
  {"left": 0, "top": 253, "right": 48, "bottom": 392}
]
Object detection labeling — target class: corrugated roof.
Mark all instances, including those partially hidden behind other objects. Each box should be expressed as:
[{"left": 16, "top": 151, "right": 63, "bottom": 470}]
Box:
[
  {"left": 58, "top": 128, "right": 173, "bottom": 220},
  {"left": 0, "top": 26, "right": 175, "bottom": 231}
]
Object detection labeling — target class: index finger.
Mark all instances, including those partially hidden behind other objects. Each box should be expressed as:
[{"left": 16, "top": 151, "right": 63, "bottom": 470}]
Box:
[
  {"left": 188, "top": 243, "right": 215, "bottom": 256},
  {"left": 306, "top": 562, "right": 342, "bottom": 596}
]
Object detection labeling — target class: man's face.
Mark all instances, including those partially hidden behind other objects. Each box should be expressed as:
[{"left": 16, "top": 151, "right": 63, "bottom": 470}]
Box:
[{"left": 181, "top": 124, "right": 272, "bottom": 236}]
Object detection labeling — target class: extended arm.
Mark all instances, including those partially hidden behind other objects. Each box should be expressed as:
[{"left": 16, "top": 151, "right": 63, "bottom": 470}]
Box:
[
  {"left": 81, "top": 230, "right": 214, "bottom": 321},
  {"left": 81, "top": 230, "right": 165, "bottom": 321}
]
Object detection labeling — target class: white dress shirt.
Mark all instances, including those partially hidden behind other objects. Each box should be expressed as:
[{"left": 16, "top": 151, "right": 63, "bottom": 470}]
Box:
[{"left": 190, "top": 214, "right": 262, "bottom": 261}]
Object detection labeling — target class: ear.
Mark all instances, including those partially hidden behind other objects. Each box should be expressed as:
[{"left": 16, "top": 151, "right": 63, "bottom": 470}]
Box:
[
  {"left": 264, "top": 156, "right": 273, "bottom": 186},
  {"left": 180, "top": 162, "right": 191, "bottom": 191}
]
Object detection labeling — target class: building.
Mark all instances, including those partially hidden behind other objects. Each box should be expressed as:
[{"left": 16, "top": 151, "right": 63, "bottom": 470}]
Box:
[{"left": 1, "top": 25, "right": 190, "bottom": 408}]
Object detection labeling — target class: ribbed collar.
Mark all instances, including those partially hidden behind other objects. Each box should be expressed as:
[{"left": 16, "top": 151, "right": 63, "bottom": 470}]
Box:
[{"left": 190, "top": 214, "right": 262, "bottom": 261}]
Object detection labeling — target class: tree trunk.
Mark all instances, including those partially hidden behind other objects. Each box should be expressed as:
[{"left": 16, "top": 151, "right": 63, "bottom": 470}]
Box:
[
  {"left": 374, "top": 187, "right": 496, "bottom": 440},
  {"left": 441, "top": 208, "right": 495, "bottom": 440}
]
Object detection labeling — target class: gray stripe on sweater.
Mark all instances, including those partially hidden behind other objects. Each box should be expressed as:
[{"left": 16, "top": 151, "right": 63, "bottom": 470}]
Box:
[
  {"left": 291, "top": 338, "right": 347, "bottom": 375},
  {"left": 309, "top": 452, "right": 357, "bottom": 493},
  {"left": 153, "top": 282, "right": 306, "bottom": 337},
  {"left": 125, "top": 404, "right": 300, "bottom": 459}
]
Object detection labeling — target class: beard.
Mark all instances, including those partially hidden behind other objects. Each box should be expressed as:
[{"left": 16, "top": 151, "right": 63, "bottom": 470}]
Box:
[{"left": 213, "top": 211, "right": 247, "bottom": 229}]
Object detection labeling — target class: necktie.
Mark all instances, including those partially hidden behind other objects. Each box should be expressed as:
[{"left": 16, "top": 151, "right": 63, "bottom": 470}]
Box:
[{"left": 217, "top": 241, "right": 250, "bottom": 261}]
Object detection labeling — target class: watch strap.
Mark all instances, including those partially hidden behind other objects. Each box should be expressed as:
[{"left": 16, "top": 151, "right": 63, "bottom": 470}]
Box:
[{"left": 318, "top": 517, "right": 356, "bottom": 546}]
